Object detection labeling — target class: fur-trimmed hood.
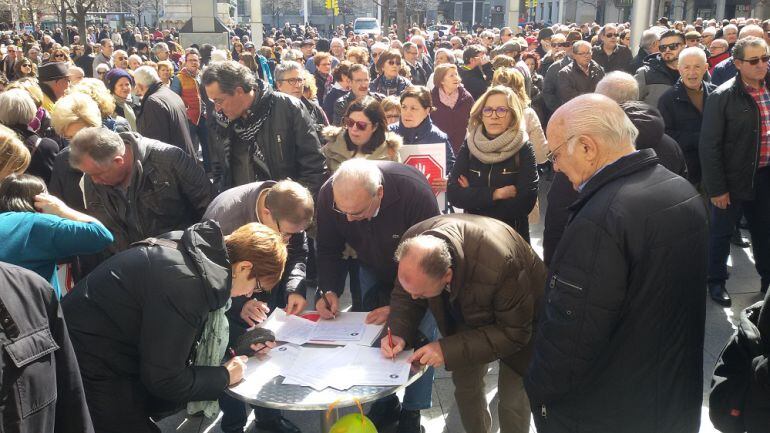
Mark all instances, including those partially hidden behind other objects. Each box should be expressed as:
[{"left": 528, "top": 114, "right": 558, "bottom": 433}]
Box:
[{"left": 321, "top": 126, "right": 402, "bottom": 172}]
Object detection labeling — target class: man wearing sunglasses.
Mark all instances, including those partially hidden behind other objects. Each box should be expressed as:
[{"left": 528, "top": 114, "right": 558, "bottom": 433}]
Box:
[
  {"left": 701, "top": 36, "right": 770, "bottom": 306},
  {"left": 591, "top": 23, "right": 633, "bottom": 73},
  {"left": 712, "top": 24, "right": 766, "bottom": 86},
  {"left": 315, "top": 159, "right": 440, "bottom": 432},
  {"left": 635, "top": 29, "right": 687, "bottom": 107}
]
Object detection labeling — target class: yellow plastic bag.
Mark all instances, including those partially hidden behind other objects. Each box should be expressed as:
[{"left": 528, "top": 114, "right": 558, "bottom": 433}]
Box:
[{"left": 327, "top": 399, "right": 378, "bottom": 433}]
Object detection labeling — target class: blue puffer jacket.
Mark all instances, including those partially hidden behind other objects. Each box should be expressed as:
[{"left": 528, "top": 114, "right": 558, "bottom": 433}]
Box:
[{"left": 388, "top": 117, "right": 455, "bottom": 173}]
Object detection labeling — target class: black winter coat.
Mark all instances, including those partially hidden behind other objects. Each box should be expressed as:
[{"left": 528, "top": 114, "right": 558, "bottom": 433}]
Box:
[
  {"left": 61, "top": 221, "right": 231, "bottom": 432},
  {"left": 136, "top": 83, "right": 195, "bottom": 156},
  {"left": 658, "top": 79, "right": 717, "bottom": 184},
  {"left": 209, "top": 80, "right": 327, "bottom": 194},
  {"left": 10, "top": 125, "right": 59, "bottom": 185},
  {"left": 526, "top": 149, "right": 708, "bottom": 433},
  {"left": 542, "top": 104, "right": 688, "bottom": 266},
  {"left": 591, "top": 44, "right": 633, "bottom": 73},
  {"left": 459, "top": 63, "right": 494, "bottom": 100},
  {"left": 555, "top": 59, "right": 605, "bottom": 105},
  {"left": 0, "top": 263, "right": 94, "bottom": 433},
  {"left": 620, "top": 101, "right": 688, "bottom": 178},
  {"left": 83, "top": 133, "right": 214, "bottom": 255},
  {"left": 447, "top": 140, "right": 538, "bottom": 243},
  {"left": 700, "top": 72, "right": 770, "bottom": 201}
]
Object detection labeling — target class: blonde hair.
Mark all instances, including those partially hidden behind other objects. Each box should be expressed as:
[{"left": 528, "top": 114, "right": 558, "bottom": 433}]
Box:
[
  {"left": 468, "top": 85, "right": 525, "bottom": 132},
  {"left": 380, "top": 95, "right": 401, "bottom": 114},
  {"left": 492, "top": 67, "right": 530, "bottom": 106},
  {"left": 0, "top": 124, "right": 31, "bottom": 179},
  {"left": 6, "top": 78, "right": 44, "bottom": 108},
  {"left": 68, "top": 78, "right": 116, "bottom": 118},
  {"left": 51, "top": 93, "right": 102, "bottom": 135},
  {"left": 302, "top": 70, "right": 317, "bottom": 100},
  {"left": 157, "top": 60, "right": 174, "bottom": 73}
]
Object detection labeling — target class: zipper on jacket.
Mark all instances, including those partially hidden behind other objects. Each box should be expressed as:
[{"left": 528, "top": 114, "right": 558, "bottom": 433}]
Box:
[
  {"left": 549, "top": 274, "right": 583, "bottom": 291},
  {"left": 276, "top": 134, "right": 284, "bottom": 161},
  {"left": 541, "top": 404, "right": 547, "bottom": 419},
  {"left": 488, "top": 162, "right": 494, "bottom": 187}
]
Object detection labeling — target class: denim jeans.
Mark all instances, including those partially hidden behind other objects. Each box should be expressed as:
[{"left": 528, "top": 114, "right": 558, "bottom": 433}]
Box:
[
  {"left": 708, "top": 168, "right": 770, "bottom": 283},
  {"left": 359, "top": 265, "right": 436, "bottom": 411}
]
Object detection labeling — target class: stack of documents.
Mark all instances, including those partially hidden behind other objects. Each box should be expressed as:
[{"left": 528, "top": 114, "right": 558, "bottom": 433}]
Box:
[
  {"left": 258, "top": 309, "right": 384, "bottom": 346},
  {"left": 281, "top": 345, "right": 414, "bottom": 391}
]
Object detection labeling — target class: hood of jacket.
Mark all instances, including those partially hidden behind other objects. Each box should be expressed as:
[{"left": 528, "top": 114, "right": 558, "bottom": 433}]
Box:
[
  {"left": 321, "top": 125, "right": 402, "bottom": 164},
  {"left": 177, "top": 220, "right": 232, "bottom": 311},
  {"left": 621, "top": 100, "right": 665, "bottom": 151}
]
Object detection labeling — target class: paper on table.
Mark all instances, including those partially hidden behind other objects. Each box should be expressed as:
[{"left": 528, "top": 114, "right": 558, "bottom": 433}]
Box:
[
  {"left": 229, "top": 344, "right": 301, "bottom": 394},
  {"left": 282, "top": 345, "right": 413, "bottom": 391},
  {"left": 258, "top": 308, "right": 316, "bottom": 345},
  {"left": 302, "top": 312, "right": 384, "bottom": 346},
  {"left": 312, "top": 321, "right": 366, "bottom": 341}
]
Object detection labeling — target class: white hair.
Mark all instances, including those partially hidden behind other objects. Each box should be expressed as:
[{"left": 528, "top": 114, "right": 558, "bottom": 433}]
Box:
[
  {"left": 595, "top": 71, "right": 639, "bottom": 104},
  {"left": 332, "top": 159, "right": 383, "bottom": 196},
  {"left": 739, "top": 24, "right": 764, "bottom": 39},
  {"left": 724, "top": 24, "right": 739, "bottom": 33},
  {"left": 371, "top": 42, "right": 388, "bottom": 53},
  {"left": 0, "top": 89, "right": 36, "bottom": 125},
  {"left": 678, "top": 46, "right": 707, "bottom": 64},
  {"left": 702, "top": 27, "right": 717, "bottom": 37},
  {"left": 133, "top": 65, "right": 160, "bottom": 86},
  {"left": 330, "top": 38, "right": 344, "bottom": 48},
  {"left": 562, "top": 94, "right": 639, "bottom": 153},
  {"left": 210, "top": 49, "right": 228, "bottom": 62},
  {"left": 111, "top": 49, "right": 127, "bottom": 62},
  {"left": 281, "top": 48, "right": 304, "bottom": 63},
  {"left": 640, "top": 29, "right": 660, "bottom": 50},
  {"left": 128, "top": 54, "right": 142, "bottom": 65},
  {"left": 572, "top": 40, "right": 591, "bottom": 51}
]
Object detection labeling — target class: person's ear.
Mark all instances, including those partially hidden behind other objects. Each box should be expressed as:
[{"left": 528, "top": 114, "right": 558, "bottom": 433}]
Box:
[
  {"left": 234, "top": 261, "right": 253, "bottom": 278},
  {"left": 580, "top": 135, "right": 601, "bottom": 161},
  {"left": 376, "top": 184, "right": 385, "bottom": 200}
]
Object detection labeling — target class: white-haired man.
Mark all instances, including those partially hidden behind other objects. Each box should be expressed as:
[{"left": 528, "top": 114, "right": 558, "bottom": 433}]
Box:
[
  {"left": 527, "top": 94, "right": 708, "bottom": 433},
  {"left": 315, "top": 159, "right": 440, "bottom": 432},
  {"left": 658, "top": 46, "right": 717, "bottom": 185},
  {"left": 133, "top": 65, "right": 195, "bottom": 156}
]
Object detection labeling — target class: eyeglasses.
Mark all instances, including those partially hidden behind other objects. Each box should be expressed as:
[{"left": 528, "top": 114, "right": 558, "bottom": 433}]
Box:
[
  {"left": 54, "top": 53, "right": 66, "bottom": 58},
  {"left": 255, "top": 279, "right": 265, "bottom": 293},
  {"left": 573, "top": 50, "right": 591, "bottom": 56},
  {"left": 557, "top": 42, "right": 572, "bottom": 47},
  {"left": 687, "top": 37, "right": 702, "bottom": 42},
  {"left": 386, "top": 60, "right": 401, "bottom": 66},
  {"left": 659, "top": 42, "right": 682, "bottom": 52},
  {"left": 21, "top": 64, "right": 31, "bottom": 68},
  {"left": 333, "top": 194, "right": 376, "bottom": 218},
  {"left": 352, "top": 78, "right": 370, "bottom": 84},
  {"left": 481, "top": 106, "right": 510, "bottom": 118},
  {"left": 278, "top": 77, "right": 305, "bottom": 86},
  {"left": 737, "top": 55, "right": 770, "bottom": 65},
  {"left": 345, "top": 118, "right": 371, "bottom": 130},
  {"left": 485, "top": 36, "right": 494, "bottom": 40},
  {"left": 604, "top": 33, "right": 617, "bottom": 38},
  {"left": 546, "top": 135, "right": 577, "bottom": 163}
]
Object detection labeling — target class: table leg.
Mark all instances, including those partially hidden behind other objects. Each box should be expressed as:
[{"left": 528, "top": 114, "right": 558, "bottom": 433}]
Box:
[{"left": 320, "top": 408, "right": 339, "bottom": 433}]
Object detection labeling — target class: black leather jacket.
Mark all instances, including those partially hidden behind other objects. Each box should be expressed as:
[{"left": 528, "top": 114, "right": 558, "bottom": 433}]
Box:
[
  {"left": 208, "top": 80, "right": 327, "bottom": 194},
  {"left": 700, "top": 72, "right": 770, "bottom": 201}
]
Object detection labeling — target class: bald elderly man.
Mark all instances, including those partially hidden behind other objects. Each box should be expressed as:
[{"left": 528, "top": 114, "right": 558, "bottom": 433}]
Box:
[{"left": 526, "top": 94, "right": 708, "bottom": 433}]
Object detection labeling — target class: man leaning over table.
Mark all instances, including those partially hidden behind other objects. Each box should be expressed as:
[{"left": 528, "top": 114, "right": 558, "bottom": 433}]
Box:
[
  {"left": 384, "top": 214, "right": 546, "bottom": 433},
  {"left": 314, "top": 159, "right": 440, "bottom": 433}
]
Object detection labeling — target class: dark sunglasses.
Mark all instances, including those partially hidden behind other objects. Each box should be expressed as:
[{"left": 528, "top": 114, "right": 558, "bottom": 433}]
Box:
[
  {"left": 54, "top": 53, "right": 66, "bottom": 58},
  {"left": 557, "top": 42, "right": 572, "bottom": 47},
  {"left": 345, "top": 118, "right": 371, "bottom": 130},
  {"left": 659, "top": 42, "right": 682, "bottom": 52},
  {"left": 386, "top": 59, "right": 401, "bottom": 66},
  {"left": 738, "top": 55, "right": 770, "bottom": 65},
  {"left": 604, "top": 33, "right": 617, "bottom": 38}
]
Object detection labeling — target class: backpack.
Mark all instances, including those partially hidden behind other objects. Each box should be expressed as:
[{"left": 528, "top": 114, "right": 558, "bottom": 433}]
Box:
[{"left": 709, "top": 300, "right": 770, "bottom": 432}]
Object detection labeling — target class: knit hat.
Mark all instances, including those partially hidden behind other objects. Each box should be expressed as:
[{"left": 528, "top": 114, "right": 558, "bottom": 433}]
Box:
[
  {"left": 38, "top": 61, "right": 69, "bottom": 82},
  {"left": 105, "top": 68, "right": 134, "bottom": 93}
]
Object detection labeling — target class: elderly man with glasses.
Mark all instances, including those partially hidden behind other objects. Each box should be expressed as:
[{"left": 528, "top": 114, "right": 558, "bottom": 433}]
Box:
[
  {"left": 555, "top": 40, "right": 605, "bottom": 106},
  {"left": 1, "top": 45, "right": 19, "bottom": 81},
  {"left": 315, "top": 159, "right": 440, "bottom": 433}
]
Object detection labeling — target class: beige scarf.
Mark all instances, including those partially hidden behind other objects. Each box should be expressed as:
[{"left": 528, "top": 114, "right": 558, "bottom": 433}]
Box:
[{"left": 466, "top": 124, "right": 528, "bottom": 164}]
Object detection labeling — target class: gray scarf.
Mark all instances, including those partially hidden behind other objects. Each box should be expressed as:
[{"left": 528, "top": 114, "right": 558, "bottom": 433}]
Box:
[{"left": 466, "top": 124, "right": 528, "bottom": 164}]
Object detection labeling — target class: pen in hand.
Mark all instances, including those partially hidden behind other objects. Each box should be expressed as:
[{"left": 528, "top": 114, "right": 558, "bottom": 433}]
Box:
[
  {"left": 387, "top": 326, "right": 395, "bottom": 363},
  {"left": 321, "top": 291, "right": 336, "bottom": 319}
]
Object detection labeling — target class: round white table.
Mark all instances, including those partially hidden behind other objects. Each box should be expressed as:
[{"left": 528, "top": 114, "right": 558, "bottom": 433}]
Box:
[{"left": 225, "top": 344, "right": 427, "bottom": 432}]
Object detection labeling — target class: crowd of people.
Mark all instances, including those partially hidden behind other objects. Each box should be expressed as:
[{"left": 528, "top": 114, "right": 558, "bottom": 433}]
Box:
[{"left": 0, "top": 13, "right": 768, "bottom": 433}]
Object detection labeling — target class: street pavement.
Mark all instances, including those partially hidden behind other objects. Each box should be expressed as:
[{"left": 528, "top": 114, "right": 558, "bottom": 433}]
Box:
[{"left": 158, "top": 178, "right": 763, "bottom": 433}]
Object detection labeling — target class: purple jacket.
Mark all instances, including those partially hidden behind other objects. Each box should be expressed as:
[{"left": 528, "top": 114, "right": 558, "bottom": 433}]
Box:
[{"left": 430, "top": 86, "right": 474, "bottom": 156}]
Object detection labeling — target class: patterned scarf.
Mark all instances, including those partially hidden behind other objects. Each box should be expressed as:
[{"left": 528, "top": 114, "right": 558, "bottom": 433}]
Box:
[
  {"left": 438, "top": 87, "right": 460, "bottom": 109},
  {"left": 217, "top": 81, "right": 275, "bottom": 163}
]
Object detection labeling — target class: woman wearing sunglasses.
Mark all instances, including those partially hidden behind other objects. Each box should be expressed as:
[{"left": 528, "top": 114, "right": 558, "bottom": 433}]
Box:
[
  {"left": 447, "top": 86, "right": 538, "bottom": 243},
  {"left": 13, "top": 59, "right": 37, "bottom": 79},
  {"left": 369, "top": 49, "right": 411, "bottom": 96},
  {"left": 321, "top": 96, "right": 401, "bottom": 172}
]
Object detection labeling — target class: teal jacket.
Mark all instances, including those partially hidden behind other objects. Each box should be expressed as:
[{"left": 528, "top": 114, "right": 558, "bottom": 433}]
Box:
[{"left": 0, "top": 212, "right": 113, "bottom": 297}]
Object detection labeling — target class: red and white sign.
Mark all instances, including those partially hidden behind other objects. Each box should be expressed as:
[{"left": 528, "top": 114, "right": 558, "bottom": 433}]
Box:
[{"left": 400, "top": 143, "right": 447, "bottom": 208}]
